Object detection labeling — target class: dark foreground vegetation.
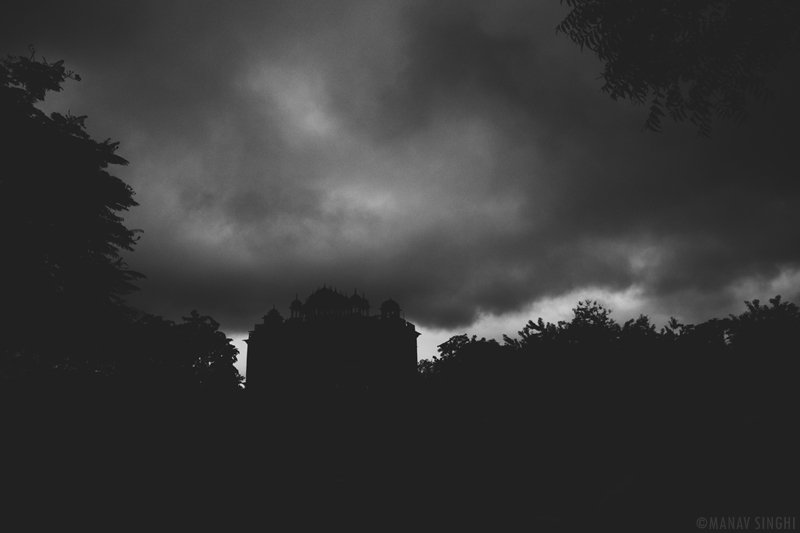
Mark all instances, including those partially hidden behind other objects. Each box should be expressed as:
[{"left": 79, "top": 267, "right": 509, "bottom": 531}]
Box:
[
  {"left": 5, "top": 295, "right": 798, "bottom": 529},
  {"left": 2, "top": 49, "right": 246, "bottom": 527},
  {"left": 3, "top": 51, "right": 798, "bottom": 530},
  {"left": 410, "top": 297, "right": 800, "bottom": 530}
]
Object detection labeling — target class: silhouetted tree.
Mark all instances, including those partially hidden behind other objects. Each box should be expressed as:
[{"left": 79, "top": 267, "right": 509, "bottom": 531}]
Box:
[
  {"left": 174, "top": 310, "right": 244, "bottom": 392},
  {"left": 557, "top": 0, "right": 800, "bottom": 136},
  {"left": 424, "top": 334, "right": 513, "bottom": 385},
  {"left": 619, "top": 314, "right": 660, "bottom": 352},
  {"left": 725, "top": 295, "right": 800, "bottom": 408},
  {"left": 116, "top": 310, "right": 243, "bottom": 394},
  {"left": 1, "top": 49, "right": 142, "bottom": 371},
  {"left": 726, "top": 295, "right": 800, "bottom": 350},
  {"left": 659, "top": 315, "right": 691, "bottom": 340},
  {"left": 115, "top": 312, "right": 178, "bottom": 386},
  {"left": 416, "top": 357, "right": 437, "bottom": 382},
  {"left": 503, "top": 316, "right": 561, "bottom": 350},
  {"left": 563, "top": 299, "right": 621, "bottom": 349}
]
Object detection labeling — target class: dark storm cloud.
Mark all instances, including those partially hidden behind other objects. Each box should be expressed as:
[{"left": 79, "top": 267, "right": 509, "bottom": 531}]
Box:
[
  {"left": 325, "top": 2, "right": 541, "bottom": 141},
  {"left": 3, "top": 0, "right": 799, "bottom": 337}
]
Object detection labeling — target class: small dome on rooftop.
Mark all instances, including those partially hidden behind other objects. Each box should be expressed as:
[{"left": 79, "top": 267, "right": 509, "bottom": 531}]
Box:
[
  {"left": 290, "top": 294, "right": 303, "bottom": 309},
  {"left": 380, "top": 298, "right": 400, "bottom": 311}
]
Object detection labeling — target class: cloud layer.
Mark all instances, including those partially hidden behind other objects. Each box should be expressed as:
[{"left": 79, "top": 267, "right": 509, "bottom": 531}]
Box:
[{"left": 4, "top": 0, "right": 799, "bottom": 344}]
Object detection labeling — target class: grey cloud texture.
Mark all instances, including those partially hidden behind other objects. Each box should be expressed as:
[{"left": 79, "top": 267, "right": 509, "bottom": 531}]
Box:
[{"left": 3, "top": 0, "right": 799, "bottom": 336}]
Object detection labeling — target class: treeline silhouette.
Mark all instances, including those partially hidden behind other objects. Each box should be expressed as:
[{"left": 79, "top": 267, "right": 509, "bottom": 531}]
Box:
[{"left": 411, "top": 297, "right": 799, "bottom": 529}]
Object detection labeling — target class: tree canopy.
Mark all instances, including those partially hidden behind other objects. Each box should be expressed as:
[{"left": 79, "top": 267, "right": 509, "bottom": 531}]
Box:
[
  {"left": 424, "top": 294, "right": 800, "bottom": 382},
  {"left": 557, "top": 0, "right": 800, "bottom": 136},
  {"left": 1, "top": 50, "right": 244, "bottom": 396},
  {"left": 1, "top": 49, "right": 143, "bottom": 365},
  {"left": 414, "top": 295, "right": 800, "bottom": 524},
  {"left": 117, "top": 310, "right": 244, "bottom": 393}
]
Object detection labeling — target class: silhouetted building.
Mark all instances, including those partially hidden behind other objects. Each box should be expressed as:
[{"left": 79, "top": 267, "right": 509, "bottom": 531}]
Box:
[{"left": 245, "top": 286, "right": 419, "bottom": 401}]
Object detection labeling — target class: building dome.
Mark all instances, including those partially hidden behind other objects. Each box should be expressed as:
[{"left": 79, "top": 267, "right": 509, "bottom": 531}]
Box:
[
  {"left": 380, "top": 298, "right": 401, "bottom": 319},
  {"left": 289, "top": 294, "right": 303, "bottom": 319},
  {"left": 380, "top": 298, "right": 400, "bottom": 311},
  {"left": 305, "top": 285, "right": 350, "bottom": 317}
]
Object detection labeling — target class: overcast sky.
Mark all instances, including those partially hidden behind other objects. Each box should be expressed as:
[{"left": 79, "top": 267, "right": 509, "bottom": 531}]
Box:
[{"left": 4, "top": 1, "right": 799, "bottom": 373}]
